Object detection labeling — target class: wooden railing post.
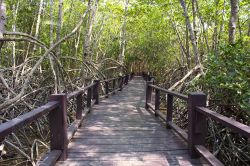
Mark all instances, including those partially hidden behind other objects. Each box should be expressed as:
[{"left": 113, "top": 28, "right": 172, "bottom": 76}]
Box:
[
  {"left": 188, "top": 92, "right": 207, "bottom": 158},
  {"left": 76, "top": 93, "right": 83, "bottom": 120},
  {"left": 48, "top": 94, "right": 67, "bottom": 160},
  {"left": 166, "top": 94, "right": 173, "bottom": 128},
  {"left": 87, "top": 86, "right": 92, "bottom": 108},
  {"left": 155, "top": 89, "right": 160, "bottom": 116},
  {"left": 113, "top": 79, "right": 116, "bottom": 93},
  {"left": 125, "top": 74, "right": 129, "bottom": 85},
  {"left": 105, "top": 81, "right": 109, "bottom": 98},
  {"left": 93, "top": 80, "right": 100, "bottom": 104},
  {"left": 119, "top": 76, "right": 123, "bottom": 91},
  {"left": 145, "top": 81, "right": 153, "bottom": 109}
]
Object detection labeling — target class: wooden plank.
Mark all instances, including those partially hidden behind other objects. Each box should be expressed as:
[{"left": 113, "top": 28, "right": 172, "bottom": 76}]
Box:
[
  {"left": 168, "top": 122, "right": 188, "bottom": 141},
  {"left": 79, "top": 126, "right": 165, "bottom": 131},
  {"left": 195, "top": 145, "right": 224, "bottom": 166},
  {"left": 0, "top": 101, "right": 59, "bottom": 140},
  {"left": 155, "top": 110, "right": 166, "bottom": 121},
  {"left": 38, "top": 150, "right": 62, "bottom": 166},
  {"left": 74, "top": 130, "right": 173, "bottom": 137},
  {"left": 68, "top": 144, "right": 188, "bottom": 153},
  {"left": 71, "top": 137, "right": 186, "bottom": 145},
  {"left": 67, "top": 120, "right": 81, "bottom": 142},
  {"left": 57, "top": 77, "right": 208, "bottom": 166}
]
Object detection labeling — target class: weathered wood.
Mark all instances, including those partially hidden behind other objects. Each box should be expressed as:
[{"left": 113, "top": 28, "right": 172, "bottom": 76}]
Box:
[
  {"left": 166, "top": 94, "right": 173, "bottom": 128},
  {"left": 145, "top": 81, "right": 153, "bottom": 109},
  {"left": 57, "top": 77, "right": 208, "bottom": 166},
  {"left": 49, "top": 94, "right": 68, "bottom": 160},
  {"left": 76, "top": 92, "right": 83, "bottom": 120},
  {"left": 188, "top": 92, "right": 207, "bottom": 158},
  {"left": 0, "top": 101, "right": 59, "bottom": 140},
  {"left": 112, "top": 79, "right": 116, "bottom": 93},
  {"left": 38, "top": 150, "right": 62, "bottom": 166},
  {"left": 196, "top": 107, "right": 250, "bottom": 138},
  {"left": 149, "top": 84, "right": 188, "bottom": 101},
  {"left": 67, "top": 120, "right": 81, "bottom": 142},
  {"left": 155, "top": 89, "right": 160, "bottom": 117},
  {"left": 167, "top": 122, "right": 188, "bottom": 141},
  {"left": 105, "top": 81, "right": 109, "bottom": 98},
  {"left": 119, "top": 76, "right": 123, "bottom": 91},
  {"left": 93, "top": 80, "right": 100, "bottom": 104},
  {"left": 195, "top": 145, "right": 224, "bottom": 166},
  {"left": 87, "top": 86, "right": 92, "bottom": 108}
]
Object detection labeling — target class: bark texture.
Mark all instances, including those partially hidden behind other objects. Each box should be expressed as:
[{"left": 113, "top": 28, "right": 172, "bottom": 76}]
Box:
[{"left": 228, "top": 0, "right": 239, "bottom": 44}]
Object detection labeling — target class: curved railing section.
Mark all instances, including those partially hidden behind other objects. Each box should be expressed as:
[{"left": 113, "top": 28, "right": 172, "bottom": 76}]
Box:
[
  {"left": 144, "top": 75, "right": 250, "bottom": 166},
  {"left": 0, "top": 73, "right": 134, "bottom": 165}
]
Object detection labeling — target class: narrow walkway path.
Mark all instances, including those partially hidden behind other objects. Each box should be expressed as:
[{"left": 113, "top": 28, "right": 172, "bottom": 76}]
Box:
[{"left": 57, "top": 77, "right": 207, "bottom": 166}]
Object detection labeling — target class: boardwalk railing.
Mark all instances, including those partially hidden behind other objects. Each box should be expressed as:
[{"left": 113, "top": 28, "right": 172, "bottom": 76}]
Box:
[
  {"left": 100, "top": 74, "right": 131, "bottom": 98},
  {"left": 145, "top": 78, "right": 250, "bottom": 166},
  {"left": 0, "top": 73, "right": 134, "bottom": 165}
]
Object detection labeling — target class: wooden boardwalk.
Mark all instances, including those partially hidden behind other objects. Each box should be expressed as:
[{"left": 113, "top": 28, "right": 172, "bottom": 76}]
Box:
[{"left": 57, "top": 77, "right": 207, "bottom": 166}]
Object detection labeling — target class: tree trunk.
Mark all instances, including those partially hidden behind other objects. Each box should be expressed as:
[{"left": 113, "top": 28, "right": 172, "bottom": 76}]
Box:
[
  {"left": 185, "top": 25, "right": 190, "bottom": 68},
  {"left": 212, "top": 0, "right": 219, "bottom": 54},
  {"left": 218, "top": 0, "right": 226, "bottom": 43},
  {"left": 248, "top": 19, "right": 250, "bottom": 36},
  {"left": 11, "top": 1, "right": 19, "bottom": 88},
  {"left": 192, "top": 0, "right": 197, "bottom": 45},
  {"left": 179, "top": 0, "right": 200, "bottom": 66},
  {"left": 0, "top": 0, "right": 6, "bottom": 53},
  {"left": 195, "top": 0, "right": 209, "bottom": 52},
  {"left": 119, "top": 0, "right": 129, "bottom": 66},
  {"left": 228, "top": 0, "right": 239, "bottom": 44},
  {"left": 50, "top": 0, "right": 54, "bottom": 47},
  {"left": 34, "top": 0, "right": 43, "bottom": 40},
  {"left": 83, "top": 0, "right": 98, "bottom": 59},
  {"left": 56, "top": 0, "right": 63, "bottom": 56},
  {"left": 0, "top": 0, "right": 6, "bottom": 38}
]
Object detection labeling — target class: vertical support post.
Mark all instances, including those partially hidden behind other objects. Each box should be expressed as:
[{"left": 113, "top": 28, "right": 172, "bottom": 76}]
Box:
[
  {"left": 76, "top": 92, "right": 83, "bottom": 120},
  {"left": 188, "top": 92, "right": 207, "bottom": 158},
  {"left": 125, "top": 75, "right": 129, "bottom": 84},
  {"left": 145, "top": 81, "right": 153, "bottom": 109},
  {"left": 119, "top": 76, "right": 123, "bottom": 91},
  {"left": 155, "top": 89, "right": 160, "bottom": 116},
  {"left": 166, "top": 94, "right": 173, "bottom": 128},
  {"left": 105, "top": 81, "right": 109, "bottom": 98},
  {"left": 87, "top": 86, "right": 92, "bottom": 109},
  {"left": 48, "top": 94, "right": 67, "bottom": 160},
  {"left": 113, "top": 79, "right": 116, "bottom": 92},
  {"left": 93, "top": 80, "right": 100, "bottom": 104}
]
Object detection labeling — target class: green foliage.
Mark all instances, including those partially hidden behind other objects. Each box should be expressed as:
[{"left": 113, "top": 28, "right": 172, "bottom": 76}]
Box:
[{"left": 202, "top": 39, "right": 250, "bottom": 112}]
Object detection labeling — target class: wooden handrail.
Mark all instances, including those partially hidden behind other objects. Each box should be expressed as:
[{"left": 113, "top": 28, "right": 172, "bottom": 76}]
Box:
[
  {"left": 149, "top": 84, "right": 188, "bottom": 101},
  {"left": 0, "top": 73, "right": 133, "bottom": 165},
  {"left": 0, "top": 101, "right": 59, "bottom": 140},
  {"left": 144, "top": 75, "right": 250, "bottom": 166},
  {"left": 196, "top": 106, "right": 250, "bottom": 138}
]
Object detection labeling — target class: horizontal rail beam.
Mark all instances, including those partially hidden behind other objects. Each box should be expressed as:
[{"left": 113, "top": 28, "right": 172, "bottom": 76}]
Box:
[
  {"left": 37, "top": 150, "right": 62, "bottom": 166},
  {"left": 195, "top": 145, "right": 224, "bottom": 166},
  {"left": 0, "top": 101, "right": 59, "bottom": 140},
  {"left": 196, "top": 107, "right": 250, "bottom": 138},
  {"left": 149, "top": 84, "right": 188, "bottom": 101},
  {"left": 67, "top": 82, "right": 96, "bottom": 99}
]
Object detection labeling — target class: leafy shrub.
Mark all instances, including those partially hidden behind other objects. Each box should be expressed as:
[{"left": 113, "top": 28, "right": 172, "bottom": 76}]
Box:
[{"left": 202, "top": 39, "right": 250, "bottom": 113}]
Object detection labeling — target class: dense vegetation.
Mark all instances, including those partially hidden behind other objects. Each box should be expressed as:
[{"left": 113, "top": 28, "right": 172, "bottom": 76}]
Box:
[{"left": 0, "top": 0, "right": 249, "bottom": 165}]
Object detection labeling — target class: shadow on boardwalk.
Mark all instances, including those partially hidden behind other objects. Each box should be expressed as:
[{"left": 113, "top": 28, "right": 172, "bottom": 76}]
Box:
[{"left": 57, "top": 77, "right": 207, "bottom": 166}]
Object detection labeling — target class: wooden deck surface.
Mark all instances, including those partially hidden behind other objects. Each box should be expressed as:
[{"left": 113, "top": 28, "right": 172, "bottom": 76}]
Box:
[{"left": 57, "top": 77, "right": 207, "bottom": 166}]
